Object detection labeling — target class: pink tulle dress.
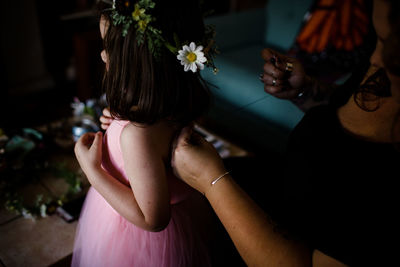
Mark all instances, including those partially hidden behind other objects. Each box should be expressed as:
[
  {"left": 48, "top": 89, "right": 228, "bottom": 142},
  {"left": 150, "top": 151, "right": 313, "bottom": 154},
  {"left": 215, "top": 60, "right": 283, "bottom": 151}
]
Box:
[{"left": 72, "top": 120, "right": 212, "bottom": 267}]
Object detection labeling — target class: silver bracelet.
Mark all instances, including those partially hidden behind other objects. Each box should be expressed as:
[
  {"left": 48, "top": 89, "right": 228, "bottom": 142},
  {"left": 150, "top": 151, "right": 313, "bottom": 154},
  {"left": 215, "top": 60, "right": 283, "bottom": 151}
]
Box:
[
  {"left": 297, "top": 89, "right": 305, "bottom": 99},
  {"left": 211, "top": 171, "right": 230, "bottom": 185}
]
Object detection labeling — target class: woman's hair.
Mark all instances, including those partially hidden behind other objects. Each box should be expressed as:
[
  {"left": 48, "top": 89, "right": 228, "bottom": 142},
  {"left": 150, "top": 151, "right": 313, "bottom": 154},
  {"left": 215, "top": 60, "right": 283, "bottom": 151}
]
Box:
[
  {"left": 354, "top": 68, "right": 391, "bottom": 111},
  {"left": 353, "top": 0, "right": 400, "bottom": 111},
  {"left": 385, "top": 0, "right": 400, "bottom": 146},
  {"left": 383, "top": 0, "right": 400, "bottom": 76},
  {"left": 98, "top": 0, "right": 211, "bottom": 125}
]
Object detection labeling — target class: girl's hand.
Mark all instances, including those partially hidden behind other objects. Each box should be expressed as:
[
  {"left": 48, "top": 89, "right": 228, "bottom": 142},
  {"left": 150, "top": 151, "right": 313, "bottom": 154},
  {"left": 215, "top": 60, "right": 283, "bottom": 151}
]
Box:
[
  {"left": 100, "top": 107, "right": 113, "bottom": 130},
  {"left": 74, "top": 131, "right": 103, "bottom": 183},
  {"left": 260, "top": 48, "right": 309, "bottom": 99},
  {"left": 171, "top": 126, "right": 227, "bottom": 195}
]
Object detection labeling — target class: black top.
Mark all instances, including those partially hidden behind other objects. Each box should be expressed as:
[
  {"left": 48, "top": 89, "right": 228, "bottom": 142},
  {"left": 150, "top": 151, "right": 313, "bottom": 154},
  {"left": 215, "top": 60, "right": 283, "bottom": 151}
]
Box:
[
  {"left": 282, "top": 90, "right": 400, "bottom": 265},
  {"left": 224, "top": 55, "right": 399, "bottom": 265}
]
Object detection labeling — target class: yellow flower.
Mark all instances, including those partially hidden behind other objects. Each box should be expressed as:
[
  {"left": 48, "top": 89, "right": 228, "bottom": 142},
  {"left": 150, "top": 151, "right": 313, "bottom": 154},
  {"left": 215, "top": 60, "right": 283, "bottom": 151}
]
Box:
[
  {"left": 132, "top": 4, "right": 145, "bottom": 21},
  {"left": 138, "top": 19, "right": 148, "bottom": 32},
  {"left": 186, "top": 52, "right": 197, "bottom": 63}
]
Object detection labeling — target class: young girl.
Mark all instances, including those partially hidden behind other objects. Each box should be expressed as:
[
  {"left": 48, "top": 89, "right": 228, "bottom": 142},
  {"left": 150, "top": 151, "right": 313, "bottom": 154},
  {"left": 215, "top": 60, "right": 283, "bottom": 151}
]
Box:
[{"left": 72, "top": 0, "right": 217, "bottom": 266}]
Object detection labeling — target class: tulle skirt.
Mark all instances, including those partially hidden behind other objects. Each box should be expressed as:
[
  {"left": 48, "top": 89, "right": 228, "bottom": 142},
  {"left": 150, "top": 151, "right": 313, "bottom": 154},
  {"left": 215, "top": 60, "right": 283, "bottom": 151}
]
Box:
[{"left": 71, "top": 187, "right": 212, "bottom": 267}]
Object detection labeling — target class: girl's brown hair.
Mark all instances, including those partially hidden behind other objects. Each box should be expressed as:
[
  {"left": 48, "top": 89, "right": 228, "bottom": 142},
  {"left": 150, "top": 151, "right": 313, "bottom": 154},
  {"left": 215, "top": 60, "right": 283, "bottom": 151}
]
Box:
[{"left": 99, "top": 0, "right": 211, "bottom": 125}]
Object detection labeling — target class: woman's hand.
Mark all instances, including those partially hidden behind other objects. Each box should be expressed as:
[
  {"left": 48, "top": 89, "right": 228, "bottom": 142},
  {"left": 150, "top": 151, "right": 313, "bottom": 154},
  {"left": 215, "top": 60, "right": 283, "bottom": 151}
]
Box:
[
  {"left": 74, "top": 131, "right": 103, "bottom": 183},
  {"left": 171, "top": 126, "right": 227, "bottom": 195},
  {"left": 100, "top": 107, "right": 113, "bottom": 130},
  {"left": 260, "top": 48, "right": 309, "bottom": 99}
]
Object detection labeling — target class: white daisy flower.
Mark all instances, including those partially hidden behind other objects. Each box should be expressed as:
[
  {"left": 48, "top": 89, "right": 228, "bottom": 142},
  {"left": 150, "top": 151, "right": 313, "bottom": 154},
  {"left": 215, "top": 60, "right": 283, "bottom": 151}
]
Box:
[{"left": 177, "top": 42, "right": 207, "bottom": 73}]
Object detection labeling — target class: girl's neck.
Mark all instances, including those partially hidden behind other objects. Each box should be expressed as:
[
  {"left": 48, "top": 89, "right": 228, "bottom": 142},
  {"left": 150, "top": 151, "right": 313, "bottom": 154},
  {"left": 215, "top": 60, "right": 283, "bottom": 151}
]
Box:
[{"left": 337, "top": 95, "right": 400, "bottom": 143}]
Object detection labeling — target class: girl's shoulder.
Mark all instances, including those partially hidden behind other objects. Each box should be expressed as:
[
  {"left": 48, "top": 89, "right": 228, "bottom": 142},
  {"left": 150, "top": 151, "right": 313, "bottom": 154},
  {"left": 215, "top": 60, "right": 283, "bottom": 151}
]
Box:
[
  {"left": 120, "top": 120, "right": 179, "bottom": 160},
  {"left": 120, "top": 120, "right": 176, "bottom": 139}
]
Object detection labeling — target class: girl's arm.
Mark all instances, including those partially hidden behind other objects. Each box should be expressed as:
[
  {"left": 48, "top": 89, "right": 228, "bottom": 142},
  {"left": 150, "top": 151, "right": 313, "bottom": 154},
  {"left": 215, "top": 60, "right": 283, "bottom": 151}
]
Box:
[
  {"left": 74, "top": 131, "right": 170, "bottom": 231},
  {"left": 120, "top": 123, "right": 170, "bottom": 230}
]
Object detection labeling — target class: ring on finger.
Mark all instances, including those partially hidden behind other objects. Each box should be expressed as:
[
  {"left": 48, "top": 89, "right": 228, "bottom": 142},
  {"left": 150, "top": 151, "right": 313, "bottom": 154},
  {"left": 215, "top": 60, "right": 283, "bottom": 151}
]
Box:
[
  {"left": 285, "top": 62, "right": 293, "bottom": 73},
  {"left": 272, "top": 79, "right": 276, "bottom": 86}
]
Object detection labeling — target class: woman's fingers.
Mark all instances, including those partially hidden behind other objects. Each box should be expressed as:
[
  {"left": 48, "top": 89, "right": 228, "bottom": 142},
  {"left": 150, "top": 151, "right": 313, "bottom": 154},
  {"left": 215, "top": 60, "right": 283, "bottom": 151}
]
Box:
[
  {"left": 99, "top": 115, "right": 111, "bottom": 124},
  {"left": 102, "top": 107, "right": 111, "bottom": 118},
  {"left": 263, "top": 84, "right": 286, "bottom": 95},
  {"left": 261, "top": 48, "right": 306, "bottom": 99},
  {"left": 171, "top": 126, "right": 226, "bottom": 194},
  {"left": 262, "top": 62, "right": 286, "bottom": 80},
  {"left": 100, "top": 107, "right": 112, "bottom": 130},
  {"left": 260, "top": 74, "right": 285, "bottom": 87},
  {"left": 100, "top": 116, "right": 112, "bottom": 130},
  {"left": 261, "top": 48, "right": 290, "bottom": 74}
]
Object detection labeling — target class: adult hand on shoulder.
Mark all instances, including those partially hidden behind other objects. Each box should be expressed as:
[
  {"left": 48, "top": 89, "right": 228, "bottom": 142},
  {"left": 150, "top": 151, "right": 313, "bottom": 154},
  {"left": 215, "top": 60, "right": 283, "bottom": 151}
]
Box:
[
  {"left": 260, "top": 48, "right": 308, "bottom": 99},
  {"left": 100, "top": 107, "right": 113, "bottom": 130},
  {"left": 171, "top": 126, "right": 227, "bottom": 195},
  {"left": 74, "top": 131, "right": 103, "bottom": 183}
]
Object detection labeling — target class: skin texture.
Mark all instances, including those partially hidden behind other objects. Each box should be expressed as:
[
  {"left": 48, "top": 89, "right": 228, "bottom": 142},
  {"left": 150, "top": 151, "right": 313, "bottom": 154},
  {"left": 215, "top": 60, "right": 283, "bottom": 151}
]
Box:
[
  {"left": 260, "top": 48, "right": 336, "bottom": 112},
  {"left": 76, "top": 0, "right": 399, "bottom": 266},
  {"left": 260, "top": 0, "right": 400, "bottom": 110},
  {"left": 74, "top": 122, "right": 173, "bottom": 231},
  {"left": 100, "top": 16, "right": 109, "bottom": 71},
  {"left": 171, "top": 127, "right": 312, "bottom": 267},
  {"left": 73, "top": 17, "right": 176, "bottom": 231},
  {"left": 260, "top": 48, "right": 307, "bottom": 100},
  {"left": 370, "top": 0, "right": 400, "bottom": 102},
  {"left": 337, "top": 0, "right": 400, "bottom": 143},
  {"left": 170, "top": 0, "right": 399, "bottom": 266}
]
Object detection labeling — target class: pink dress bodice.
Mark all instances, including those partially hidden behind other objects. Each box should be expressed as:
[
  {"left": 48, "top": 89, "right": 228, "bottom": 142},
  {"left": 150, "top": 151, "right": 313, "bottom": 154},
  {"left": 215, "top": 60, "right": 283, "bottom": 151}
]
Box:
[
  {"left": 72, "top": 119, "right": 212, "bottom": 267},
  {"left": 101, "top": 119, "right": 195, "bottom": 204}
]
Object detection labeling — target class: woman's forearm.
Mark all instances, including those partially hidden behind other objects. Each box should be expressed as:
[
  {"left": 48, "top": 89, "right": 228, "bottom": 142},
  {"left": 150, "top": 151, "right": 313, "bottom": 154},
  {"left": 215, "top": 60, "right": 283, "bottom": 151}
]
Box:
[
  {"left": 87, "top": 168, "right": 169, "bottom": 231},
  {"left": 205, "top": 175, "right": 311, "bottom": 267}
]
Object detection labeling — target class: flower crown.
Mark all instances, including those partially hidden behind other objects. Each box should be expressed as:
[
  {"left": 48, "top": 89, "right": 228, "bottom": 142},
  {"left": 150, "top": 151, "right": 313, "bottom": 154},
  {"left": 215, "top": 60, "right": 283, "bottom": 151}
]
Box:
[{"left": 108, "top": 0, "right": 218, "bottom": 74}]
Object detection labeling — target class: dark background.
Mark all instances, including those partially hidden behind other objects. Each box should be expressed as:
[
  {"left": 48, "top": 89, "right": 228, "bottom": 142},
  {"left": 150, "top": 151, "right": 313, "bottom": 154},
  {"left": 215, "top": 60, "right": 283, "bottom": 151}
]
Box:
[{"left": 0, "top": 0, "right": 267, "bottom": 129}]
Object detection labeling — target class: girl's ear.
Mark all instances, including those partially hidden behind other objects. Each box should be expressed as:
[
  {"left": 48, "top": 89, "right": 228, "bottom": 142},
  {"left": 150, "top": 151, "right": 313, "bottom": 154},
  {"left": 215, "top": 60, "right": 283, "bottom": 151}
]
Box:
[
  {"left": 101, "top": 50, "right": 110, "bottom": 71},
  {"left": 99, "top": 15, "right": 109, "bottom": 40}
]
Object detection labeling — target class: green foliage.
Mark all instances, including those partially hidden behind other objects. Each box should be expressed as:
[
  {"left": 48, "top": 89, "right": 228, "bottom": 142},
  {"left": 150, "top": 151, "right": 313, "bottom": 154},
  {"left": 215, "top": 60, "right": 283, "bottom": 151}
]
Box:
[
  {"left": 1, "top": 148, "right": 82, "bottom": 220},
  {"left": 147, "top": 26, "right": 164, "bottom": 59},
  {"left": 108, "top": 0, "right": 218, "bottom": 69},
  {"left": 111, "top": 11, "right": 133, "bottom": 37},
  {"left": 139, "top": 0, "right": 155, "bottom": 9},
  {"left": 51, "top": 163, "right": 82, "bottom": 195}
]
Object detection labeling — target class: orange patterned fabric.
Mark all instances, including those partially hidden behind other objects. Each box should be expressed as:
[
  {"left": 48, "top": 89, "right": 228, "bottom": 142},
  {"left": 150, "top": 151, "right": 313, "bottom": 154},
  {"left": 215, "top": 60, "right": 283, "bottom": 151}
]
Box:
[{"left": 296, "top": 0, "right": 370, "bottom": 53}]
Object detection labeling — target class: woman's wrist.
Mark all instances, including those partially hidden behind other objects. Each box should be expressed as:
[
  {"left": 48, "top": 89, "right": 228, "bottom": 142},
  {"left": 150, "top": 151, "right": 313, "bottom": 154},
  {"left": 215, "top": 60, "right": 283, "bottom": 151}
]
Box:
[
  {"left": 291, "top": 75, "right": 331, "bottom": 110},
  {"left": 304, "top": 75, "right": 334, "bottom": 102},
  {"left": 202, "top": 168, "right": 230, "bottom": 197},
  {"left": 291, "top": 75, "right": 313, "bottom": 105},
  {"left": 301, "top": 75, "right": 314, "bottom": 98}
]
